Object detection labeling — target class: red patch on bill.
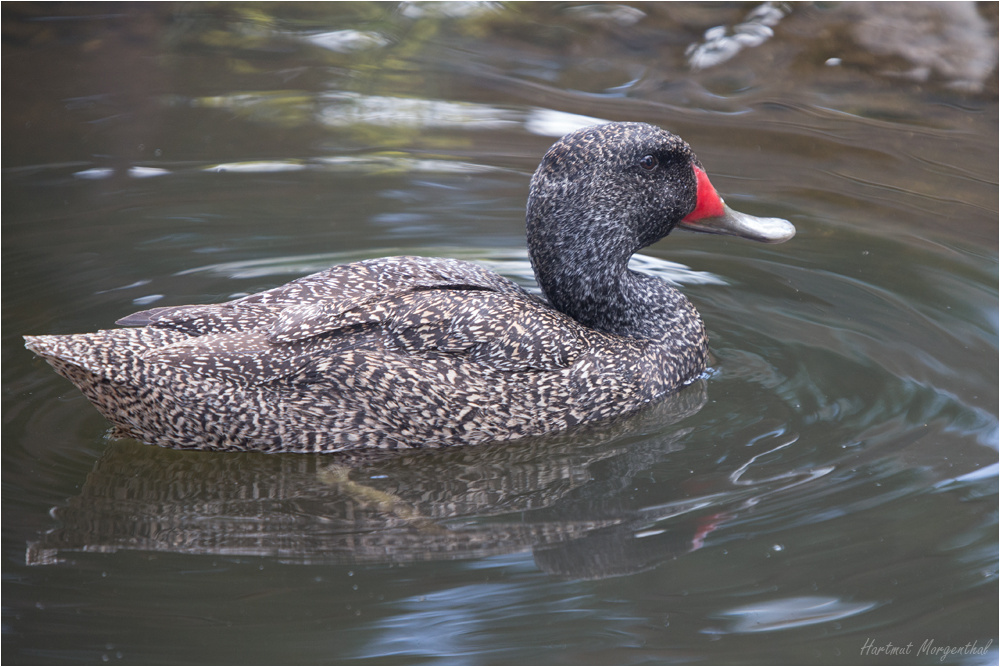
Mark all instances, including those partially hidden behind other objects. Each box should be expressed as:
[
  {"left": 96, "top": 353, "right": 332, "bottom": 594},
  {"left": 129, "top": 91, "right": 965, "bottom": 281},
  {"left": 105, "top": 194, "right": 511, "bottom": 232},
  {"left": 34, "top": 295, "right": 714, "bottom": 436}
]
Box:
[{"left": 682, "top": 165, "right": 725, "bottom": 221}]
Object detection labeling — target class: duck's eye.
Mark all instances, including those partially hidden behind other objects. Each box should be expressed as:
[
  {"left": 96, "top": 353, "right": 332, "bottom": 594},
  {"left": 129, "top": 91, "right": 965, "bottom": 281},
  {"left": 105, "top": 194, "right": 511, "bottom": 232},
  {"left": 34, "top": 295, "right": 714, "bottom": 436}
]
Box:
[{"left": 639, "top": 154, "right": 658, "bottom": 171}]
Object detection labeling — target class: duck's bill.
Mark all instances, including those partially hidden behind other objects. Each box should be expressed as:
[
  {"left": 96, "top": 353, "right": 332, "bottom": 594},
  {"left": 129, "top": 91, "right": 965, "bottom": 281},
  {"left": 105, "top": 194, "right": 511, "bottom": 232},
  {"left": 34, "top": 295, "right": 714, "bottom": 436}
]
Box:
[{"left": 680, "top": 201, "right": 795, "bottom": 243}]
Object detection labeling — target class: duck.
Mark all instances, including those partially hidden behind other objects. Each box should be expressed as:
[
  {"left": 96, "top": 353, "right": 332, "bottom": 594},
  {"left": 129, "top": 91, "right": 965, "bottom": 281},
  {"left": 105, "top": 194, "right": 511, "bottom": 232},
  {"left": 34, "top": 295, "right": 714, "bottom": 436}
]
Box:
[{"left": 24, "top": 122, "right": 794, "bottom": 454}]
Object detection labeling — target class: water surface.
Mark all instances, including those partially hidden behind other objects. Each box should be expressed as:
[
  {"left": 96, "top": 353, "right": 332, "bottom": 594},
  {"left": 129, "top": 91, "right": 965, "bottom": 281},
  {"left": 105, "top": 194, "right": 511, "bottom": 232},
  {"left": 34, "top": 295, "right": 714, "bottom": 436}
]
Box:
[{"left": 3, "top": 3, "right": 997, "bottom": 664}]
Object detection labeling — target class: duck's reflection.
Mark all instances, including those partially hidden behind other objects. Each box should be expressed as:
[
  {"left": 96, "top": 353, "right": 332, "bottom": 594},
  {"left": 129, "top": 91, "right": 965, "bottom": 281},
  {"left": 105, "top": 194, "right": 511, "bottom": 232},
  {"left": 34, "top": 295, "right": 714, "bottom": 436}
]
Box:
[{"left": 27, "top": 383, "right": 743, "bottom": 578}]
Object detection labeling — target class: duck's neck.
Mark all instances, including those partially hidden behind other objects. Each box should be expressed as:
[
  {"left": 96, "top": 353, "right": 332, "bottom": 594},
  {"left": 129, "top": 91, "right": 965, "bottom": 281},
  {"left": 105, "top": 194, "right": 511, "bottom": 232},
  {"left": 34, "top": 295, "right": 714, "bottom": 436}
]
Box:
[{"left": 527, "top": 205, "right": 692, "bottom": 340}]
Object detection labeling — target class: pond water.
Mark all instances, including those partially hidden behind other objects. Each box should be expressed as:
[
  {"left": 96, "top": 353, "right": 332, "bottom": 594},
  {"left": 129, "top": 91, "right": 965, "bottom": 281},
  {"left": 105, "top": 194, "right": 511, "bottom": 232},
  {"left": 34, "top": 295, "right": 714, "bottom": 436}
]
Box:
[{"left": 3, "top": 3, "right": 997, "bottom": 664}]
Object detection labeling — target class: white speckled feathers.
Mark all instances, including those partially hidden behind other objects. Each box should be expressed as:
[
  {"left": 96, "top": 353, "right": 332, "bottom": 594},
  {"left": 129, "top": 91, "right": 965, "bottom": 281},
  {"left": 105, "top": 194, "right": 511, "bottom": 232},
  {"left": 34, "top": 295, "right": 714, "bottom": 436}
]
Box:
[
  {"left": 26, "top": 256, "right": 682, "bottom": 453},
  {"left": 116, "top": 256, "right": 587, "bottom": 377}
]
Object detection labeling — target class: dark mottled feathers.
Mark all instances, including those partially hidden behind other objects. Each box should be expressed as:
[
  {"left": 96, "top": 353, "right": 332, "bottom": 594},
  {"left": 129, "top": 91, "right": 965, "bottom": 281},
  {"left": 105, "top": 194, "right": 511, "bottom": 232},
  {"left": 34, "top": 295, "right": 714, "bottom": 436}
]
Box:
[
  {"left": 26, "top": 255, "right": 702, "bottom": 453},
  {"left": 24, "top": 123, "right": 720, "bottom": 453}
]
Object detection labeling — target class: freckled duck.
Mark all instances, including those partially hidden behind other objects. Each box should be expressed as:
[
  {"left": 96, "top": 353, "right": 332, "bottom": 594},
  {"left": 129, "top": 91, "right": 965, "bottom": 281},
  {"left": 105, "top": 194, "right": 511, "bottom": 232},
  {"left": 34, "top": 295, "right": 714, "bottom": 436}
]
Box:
[{"left": 24, "top": 122, "right": 794, "bottom": 453}]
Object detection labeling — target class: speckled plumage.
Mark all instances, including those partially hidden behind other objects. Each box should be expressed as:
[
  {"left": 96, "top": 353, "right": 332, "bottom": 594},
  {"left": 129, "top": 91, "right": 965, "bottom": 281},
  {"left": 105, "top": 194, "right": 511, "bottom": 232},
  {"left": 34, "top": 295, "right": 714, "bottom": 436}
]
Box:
[{"left": 25, "top": 123, "right": 792, "bottom": 453}]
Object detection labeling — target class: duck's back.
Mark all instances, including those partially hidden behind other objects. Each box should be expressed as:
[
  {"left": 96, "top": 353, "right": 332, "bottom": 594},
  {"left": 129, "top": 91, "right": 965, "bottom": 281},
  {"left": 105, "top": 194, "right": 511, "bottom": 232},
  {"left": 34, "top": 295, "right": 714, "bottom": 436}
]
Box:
[{"left": 25, "top": 256, "right": 706, "bottom": 453}]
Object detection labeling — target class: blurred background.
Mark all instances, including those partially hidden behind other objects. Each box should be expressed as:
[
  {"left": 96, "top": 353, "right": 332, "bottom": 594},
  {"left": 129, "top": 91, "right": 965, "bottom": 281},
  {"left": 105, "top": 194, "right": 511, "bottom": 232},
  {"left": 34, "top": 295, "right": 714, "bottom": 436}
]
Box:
[{"left": 3, "top": 3, "right": 997, "bottom": 664}]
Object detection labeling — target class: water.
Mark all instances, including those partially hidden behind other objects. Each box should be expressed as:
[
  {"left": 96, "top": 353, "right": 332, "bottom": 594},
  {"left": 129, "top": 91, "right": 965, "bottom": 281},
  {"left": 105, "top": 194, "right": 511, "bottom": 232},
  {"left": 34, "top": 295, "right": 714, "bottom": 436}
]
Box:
[{"left": 4, "top": 3, "right": 997, "bottom": 664}]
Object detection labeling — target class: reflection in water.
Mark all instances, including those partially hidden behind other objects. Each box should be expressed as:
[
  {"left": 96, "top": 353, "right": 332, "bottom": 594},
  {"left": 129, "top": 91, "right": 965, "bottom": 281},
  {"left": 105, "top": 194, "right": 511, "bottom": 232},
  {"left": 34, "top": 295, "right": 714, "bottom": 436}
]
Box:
[
  {"left": 186, "top": 90, "right": 607, "bottom": 138},
  {"left": 64, "top": 98, "right": 609, "bottom": 182},
  {"left": 686, "top": 2, "right": 788, "bottom": 70},
  {"left": 843, "top": 1, "right": 997, "bottom": 92},
  {"left": 175, "top": 248, "right": 727, "bottom": 293},
  {"left": 711, "top": 596, "right": 878, "bottom": 634},
  {"left": 28, "top": 376, "right": 847, "bottom": 581},
  {"left": 17, "top": 380, "right": 816, "bottom": 584},
  {"left": 301, "top": 29, "right": 390, "bottom": 53},
  {"left": 27, "top": 383, "right": 709, "bottom": 577}
]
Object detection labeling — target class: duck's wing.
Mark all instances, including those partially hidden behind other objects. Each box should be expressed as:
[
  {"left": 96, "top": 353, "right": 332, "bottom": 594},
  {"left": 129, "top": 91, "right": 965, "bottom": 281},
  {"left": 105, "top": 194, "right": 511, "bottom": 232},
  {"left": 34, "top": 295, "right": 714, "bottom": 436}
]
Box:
[
  {"left": 116, "top": 256, "right": 524, "bottom": 337},
  {"left": 118, "top": 257, "right": 588, "bottom": 385},
  {"left": 362, "top": 286, "right": 585, "bottom": 372}
]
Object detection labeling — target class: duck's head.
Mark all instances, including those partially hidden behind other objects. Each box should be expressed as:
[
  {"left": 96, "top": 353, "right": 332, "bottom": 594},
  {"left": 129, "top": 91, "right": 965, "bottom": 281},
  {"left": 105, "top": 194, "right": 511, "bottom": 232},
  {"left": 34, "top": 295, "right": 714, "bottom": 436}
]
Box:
[
  {"left": 526, "top": 122, "right": 794, "bottom": 333},
  {"left": 527, "top": 122, "right": 794, "bottom": 266}
]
